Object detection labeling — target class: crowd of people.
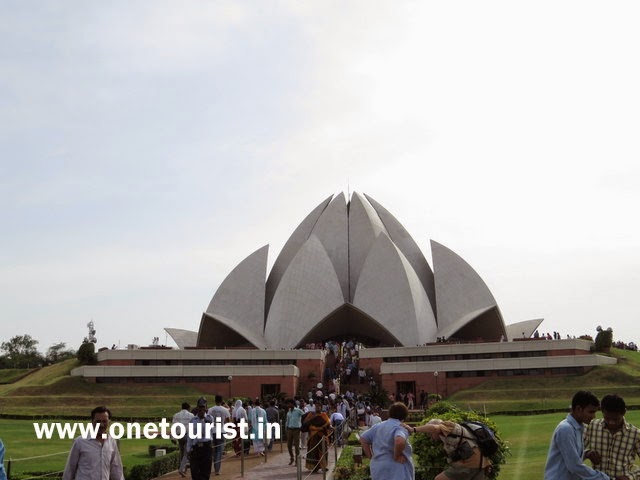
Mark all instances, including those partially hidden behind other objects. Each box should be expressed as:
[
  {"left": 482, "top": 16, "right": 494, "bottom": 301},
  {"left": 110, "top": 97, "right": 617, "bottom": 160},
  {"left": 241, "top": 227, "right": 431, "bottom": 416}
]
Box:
[
  {"left": 533, "top": 330, "right": 567, "bottom": 340},
  {"left": 168, "top": 391, "right": 391, "bottom": 476},
  {"left": 322, "top": 338, "right": 370, "bottom": 388},
  {"left": 45, "top": 390, "right": 387, "bottom": 480},
  {"left": 283, "top": 392, "right": 389, "bottom": 471},
  {"left": 614, "top": 340, "right": 638, "bottom": 351}
]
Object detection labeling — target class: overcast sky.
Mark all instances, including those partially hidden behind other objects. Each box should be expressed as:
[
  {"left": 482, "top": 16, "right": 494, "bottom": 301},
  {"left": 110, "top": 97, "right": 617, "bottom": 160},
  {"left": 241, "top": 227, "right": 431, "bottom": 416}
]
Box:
[{"left": 2, "top": 1, "right": 639, "bottom": 354}]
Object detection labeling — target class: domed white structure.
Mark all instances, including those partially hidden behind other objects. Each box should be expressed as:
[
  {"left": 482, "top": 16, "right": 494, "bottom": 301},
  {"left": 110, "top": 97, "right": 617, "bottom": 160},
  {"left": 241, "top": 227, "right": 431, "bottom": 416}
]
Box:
[
  {"left": 73, "top": 193, "right": 616, "bottom": 400},
  {"left": 198, "top": 192, "right": 508, "bottom": 349}
]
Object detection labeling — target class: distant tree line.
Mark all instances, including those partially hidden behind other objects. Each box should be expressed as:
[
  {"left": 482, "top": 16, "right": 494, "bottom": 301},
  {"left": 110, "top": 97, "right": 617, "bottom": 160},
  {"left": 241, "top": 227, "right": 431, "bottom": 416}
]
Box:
[{"left": 0, "top": 334, "right": 76, "bottom": 369}]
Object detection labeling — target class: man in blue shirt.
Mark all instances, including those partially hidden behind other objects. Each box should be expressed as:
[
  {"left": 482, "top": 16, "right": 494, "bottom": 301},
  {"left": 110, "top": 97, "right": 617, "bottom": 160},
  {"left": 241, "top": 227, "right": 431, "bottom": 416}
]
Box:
[
  {"left": 285, "top": 398, "right": 304, "bottom": 466},
  {"left": 544, "top": 390, "right": 613, "bottom": 480},
  {"left": 360, "top": 402, "right": 414, "bottom": 480}
]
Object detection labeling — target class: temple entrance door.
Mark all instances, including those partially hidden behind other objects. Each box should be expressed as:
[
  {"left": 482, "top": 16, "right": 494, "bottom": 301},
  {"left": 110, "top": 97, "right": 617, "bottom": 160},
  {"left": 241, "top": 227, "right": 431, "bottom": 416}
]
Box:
[
  {"left": 261, "top": 383, "right": 281, "bottom": 399},
  {"left": 395, "top": 381, "right": 416, "bottom": 407}
]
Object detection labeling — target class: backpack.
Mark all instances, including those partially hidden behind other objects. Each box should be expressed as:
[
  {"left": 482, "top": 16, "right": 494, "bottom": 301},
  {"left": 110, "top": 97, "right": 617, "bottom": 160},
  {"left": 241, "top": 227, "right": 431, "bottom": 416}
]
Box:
[{"left": 459, "top": 421, "right": 499, "bottom": 458}]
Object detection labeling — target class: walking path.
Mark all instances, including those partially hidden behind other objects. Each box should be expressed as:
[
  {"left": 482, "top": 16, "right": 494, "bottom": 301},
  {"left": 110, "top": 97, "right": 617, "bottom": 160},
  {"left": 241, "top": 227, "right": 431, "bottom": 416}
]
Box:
[{"left": 155, "top": 443, "right": 341, "bottom": 480}]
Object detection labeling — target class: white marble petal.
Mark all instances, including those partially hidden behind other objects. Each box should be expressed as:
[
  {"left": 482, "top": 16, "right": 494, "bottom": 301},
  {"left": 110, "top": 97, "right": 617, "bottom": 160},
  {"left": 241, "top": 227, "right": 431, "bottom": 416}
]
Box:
[
  {"left": 264, "top": 235, "right": 345, "bottom": 349},
  {"left": 265, "top": 195, "right": 333, "bottom": 316},
  {"left": 353, "top": 233, "right": 438, "bottom": 346},
  {"left": 364, "top": 193, "right": 437, "bottom": 313},
  {"left": 347, "top": 192, "right": 387, "bottom": 301},
  {"left": 431, "top": 240, "right": 507, "bottom": 339},
  {"left": 311, "top": 193, "right": 349, "bottom": 301},
  {"left": 198, "top": 245, "right": 269, "bottom": 348},
  {"left": 505, "top": 318, "right": 544, "bottom": 340},
  {"left": 164, "top": 328, "right": 198, "bottom": 349}
]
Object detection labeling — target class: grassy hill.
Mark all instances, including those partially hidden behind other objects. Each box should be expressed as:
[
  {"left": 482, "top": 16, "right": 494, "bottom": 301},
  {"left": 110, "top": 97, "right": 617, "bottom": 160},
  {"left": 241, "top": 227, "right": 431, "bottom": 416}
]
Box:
[
  {"left": 0, "top": 368, "right": 35, "bottom": 384},
  {"left": 448, "top": 348, "right": 640, "bottom": 412},
  {"left": 0, "top": 359, "right": 209, "bottom": 418}
]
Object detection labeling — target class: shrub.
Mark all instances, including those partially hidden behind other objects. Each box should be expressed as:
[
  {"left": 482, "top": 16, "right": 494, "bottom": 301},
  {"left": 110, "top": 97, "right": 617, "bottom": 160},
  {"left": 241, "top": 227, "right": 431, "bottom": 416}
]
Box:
[
  {"left": 411, "top": 402, "right": 509, "bottom": 480},
  {"left": 427, "top": 393, "right": 442, "bottom": 403},
  {"left": 127, "top": 451, "right": 179, "bottom": 480},
  {"left": 407, "top": 411, "right": 426, "bottom": 422}
]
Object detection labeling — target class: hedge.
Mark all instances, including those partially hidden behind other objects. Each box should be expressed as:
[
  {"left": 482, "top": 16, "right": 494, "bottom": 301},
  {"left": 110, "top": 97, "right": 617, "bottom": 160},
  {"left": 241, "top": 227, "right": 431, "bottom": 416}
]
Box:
[{"left": 126, "top": 451, "right": 180, "bottom": 480}]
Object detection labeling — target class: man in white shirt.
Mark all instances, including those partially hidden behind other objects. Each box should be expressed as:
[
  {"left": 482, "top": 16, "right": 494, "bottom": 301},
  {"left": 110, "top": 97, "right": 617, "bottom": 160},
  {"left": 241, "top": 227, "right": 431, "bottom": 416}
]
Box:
[
  {"left": 62, "top": 406, "right": 124, "bottom": 480},
  {"left": 172, "top": 402, "right": 194, "bottom": 477},
  {"left": 187, "top": 398, "right": 214, "bottom": 480},
  {"left": 369, "top": 410, "right": 382, "bottom": 426},
  {"left": 208, "top": 395, "right": 231, "bottom": 476}
]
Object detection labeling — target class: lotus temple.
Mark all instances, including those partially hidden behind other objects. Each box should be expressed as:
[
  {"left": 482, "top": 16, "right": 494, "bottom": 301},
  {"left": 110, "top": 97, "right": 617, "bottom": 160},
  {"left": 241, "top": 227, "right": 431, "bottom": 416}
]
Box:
[{"left": 72, "top": 192, "right": 615, "bottom": 399}]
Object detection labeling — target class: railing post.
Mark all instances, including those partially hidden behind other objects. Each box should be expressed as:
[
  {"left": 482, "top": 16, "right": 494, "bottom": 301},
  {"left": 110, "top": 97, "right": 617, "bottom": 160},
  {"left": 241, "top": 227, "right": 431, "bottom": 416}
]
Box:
[
  {"left": 322, "top": 437, "right": 327, "bottom": 480},
  {"left": 240, "top": 439, "right": 244, "bottom": 477}
]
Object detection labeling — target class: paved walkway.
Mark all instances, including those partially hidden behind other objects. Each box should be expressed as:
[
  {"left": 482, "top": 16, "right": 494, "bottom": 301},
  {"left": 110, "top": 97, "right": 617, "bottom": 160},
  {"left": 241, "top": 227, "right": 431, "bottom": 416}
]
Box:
[{"left": 155, "top": 443, "right": 341, "bottom": 480}]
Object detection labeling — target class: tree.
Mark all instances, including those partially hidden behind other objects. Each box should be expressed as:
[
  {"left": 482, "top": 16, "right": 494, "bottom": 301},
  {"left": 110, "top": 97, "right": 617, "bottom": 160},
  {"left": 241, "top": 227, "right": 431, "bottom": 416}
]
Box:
[
  {"left": 77, "top": 341, "right": 97, "bottom": 365},
  {"left": 0, "top": 334, "right": 43, "bottom": 368},
  {"left": 366, "top": 383, "right": 391, "bottom": 409},
  {"left": 46, "top": 342, "right": 76, "bottom": 364}
]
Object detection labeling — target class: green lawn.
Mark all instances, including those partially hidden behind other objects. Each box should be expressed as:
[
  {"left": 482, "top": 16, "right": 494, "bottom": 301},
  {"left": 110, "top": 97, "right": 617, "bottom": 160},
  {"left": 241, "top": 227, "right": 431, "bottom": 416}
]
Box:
[
  {"left": 1, "top": 418, "right": 175, "bottom": 479},
  {"left": 489, "top": 409, "right": 640, "bottom": 480}
]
